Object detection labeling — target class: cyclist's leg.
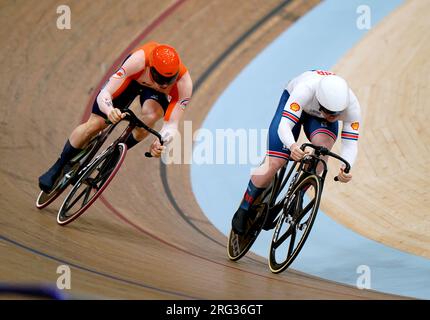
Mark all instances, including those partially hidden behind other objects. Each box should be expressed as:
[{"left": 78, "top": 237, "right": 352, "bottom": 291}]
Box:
[
  {"left": 124, "top": 87, "right": 168, "bottom": 149},
  {"left": 232, "top": 90, "right": 301, "bottom": 234},
  {"left": 38, "top": 111, "right": 107, "bottom": 192},
  {"left": 38, "top": 82, "right": 138, "bottom": 192},
  {"left": 250, "top": 90, "right": 303, "bottom": 200},
  {"left": 303, "top": 115, "right": 339, "bottom": 175},
  {"left": 69, "top": 114, "right": 108, "bottom": 148},
  {"left": 75, "top": 82, "right": 142, "bottom": 147}
]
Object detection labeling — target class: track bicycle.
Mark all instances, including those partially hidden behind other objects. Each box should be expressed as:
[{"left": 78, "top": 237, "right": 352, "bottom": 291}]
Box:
[
  {"left": 227, "top": 143, "right": 350, "bottom": 274},
  {"left": 50, "top": 109, "right": 162, "bottom": 225}
]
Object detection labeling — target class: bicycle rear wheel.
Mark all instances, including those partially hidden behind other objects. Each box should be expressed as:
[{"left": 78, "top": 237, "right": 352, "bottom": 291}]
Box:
[
  {"left": 268, "top": 174, "right": 322, "bottom": 274},
  {"left": 57, "top": 143, "right": 127, "bottom": 226},
  {"left": 35, "top": 134, "right": 102, "bottom": 209},
  {"left": 227, "top": 179, "right": 277, "bottom": 261},
  {"left": 36, "top": 181, "right": 67, "bottom": 210}
]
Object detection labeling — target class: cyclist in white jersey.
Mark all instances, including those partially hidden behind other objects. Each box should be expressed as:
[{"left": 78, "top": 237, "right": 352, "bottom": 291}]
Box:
[{"left": 232, "top": 70, "right": 361, "bottom": 235}]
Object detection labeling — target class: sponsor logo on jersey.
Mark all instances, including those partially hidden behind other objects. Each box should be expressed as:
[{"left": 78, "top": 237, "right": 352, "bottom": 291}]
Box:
[
  {"left": 315, "top": 70, "right": 335, "bottom": 76},
  {"left": 351, "top": 122, "right": 360, "bottom": 130},
  {"left": 290, "top": 102, "right": 300, "bottom": 112},
  {"left": 113, "top": 67, "right": 126, "bottom": 79},
  {"left": 179, "top": 98, "right": 190, "bottom": 109}
]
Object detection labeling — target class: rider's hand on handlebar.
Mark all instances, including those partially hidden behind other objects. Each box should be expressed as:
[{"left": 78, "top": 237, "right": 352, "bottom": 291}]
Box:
[
  {"left": 150, "top": 139, "right": 166, "bottom": 158},
  {"left": 108, "top": 108, "right": 125, "bottom": 124},
  {"left": 336, "top": 167, "right": 352, "bottom": 183},
  {"left": 290, "top": 143, "right": 309, "bottom": 161}
]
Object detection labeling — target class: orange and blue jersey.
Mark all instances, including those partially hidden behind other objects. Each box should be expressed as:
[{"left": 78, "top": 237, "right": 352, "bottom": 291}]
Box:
[{"left": 95, "top": 41, "right": 192, "bottom": 122}]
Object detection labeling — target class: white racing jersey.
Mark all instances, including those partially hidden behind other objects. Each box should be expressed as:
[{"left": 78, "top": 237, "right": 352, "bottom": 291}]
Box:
[{"left": 278, "top": 70, "right": 361, "bottom": 167}]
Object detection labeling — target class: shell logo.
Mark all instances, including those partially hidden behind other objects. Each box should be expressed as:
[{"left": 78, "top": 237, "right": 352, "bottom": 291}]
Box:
[
  {"left": 290, "top": 103, "right": 300, "bottom": 112},
  {"left": 351, "top": 122, "right": 360, "bottom": 130}
]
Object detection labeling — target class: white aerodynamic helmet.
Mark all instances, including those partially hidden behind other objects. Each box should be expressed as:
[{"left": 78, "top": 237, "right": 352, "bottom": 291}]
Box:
[{"left": 316, "top": 75, "right": 350, "bottom": 115}]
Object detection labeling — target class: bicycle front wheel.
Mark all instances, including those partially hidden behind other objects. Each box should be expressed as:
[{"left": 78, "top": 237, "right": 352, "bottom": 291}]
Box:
[
  {"left": 57, "top": 143, "right": 127, "bottom": 226},
  {"left": 268, "top": 174, "right": 322, "bottom": 274}
]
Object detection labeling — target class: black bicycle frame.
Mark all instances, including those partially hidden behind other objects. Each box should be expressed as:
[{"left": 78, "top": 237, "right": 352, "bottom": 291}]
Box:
[
  {"left": 270, "top": 143, "right": 351, "bottom": 209},
  {"left": 105, "top": 108, "right": 163, "bottom": 158}
]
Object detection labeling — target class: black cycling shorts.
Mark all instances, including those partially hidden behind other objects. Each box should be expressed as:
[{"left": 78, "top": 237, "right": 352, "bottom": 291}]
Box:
[{"left": 92, "top": 80, "right": 169, "bottom": 118}]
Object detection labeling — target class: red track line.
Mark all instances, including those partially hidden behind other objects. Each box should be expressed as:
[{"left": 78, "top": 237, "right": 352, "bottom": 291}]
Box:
[
  {"left": 99, "top": 197, "right": 283, "bottom": 281},
  {"left": 79, "top": 0, "right": 365, "bottom": 298},
  {"left": 99, "top": 196, "right": 366, "bottom": 299}
]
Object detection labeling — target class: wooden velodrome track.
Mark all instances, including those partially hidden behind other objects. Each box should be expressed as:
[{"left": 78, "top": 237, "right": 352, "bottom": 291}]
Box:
[
  {"left": 326, "top": 0, "right": 430, "bottom": 259},
  {"left": 0, "top": 0, "right": 425, "bottom": 299}
]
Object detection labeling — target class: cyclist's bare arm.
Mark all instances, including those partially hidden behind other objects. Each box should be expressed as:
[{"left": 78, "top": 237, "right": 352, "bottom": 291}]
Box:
[
  {"left": 97, "top": 50, "right": 146, "bottom": 122},
  {"left": 150, "top": 71, "right": 193, "bottom": 157}
]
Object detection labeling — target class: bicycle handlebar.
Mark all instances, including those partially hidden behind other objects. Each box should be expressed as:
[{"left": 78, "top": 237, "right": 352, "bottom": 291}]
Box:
[
  {"left": 105, "top": 109, "right": 163, "bottom": 158},
  {"left": 300, "top": 143, "right": 351, "bottom": 181}
]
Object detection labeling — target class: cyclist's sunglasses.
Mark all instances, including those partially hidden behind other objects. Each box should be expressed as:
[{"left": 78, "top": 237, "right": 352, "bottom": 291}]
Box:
[
  {"left": 150, "top": 67, "right": 178, "bottom": 86},
  {"left": 319, "top": 103, "right": 342, "bottom": 116}
]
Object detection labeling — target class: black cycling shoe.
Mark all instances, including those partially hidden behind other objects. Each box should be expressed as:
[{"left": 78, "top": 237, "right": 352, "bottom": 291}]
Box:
[
  {"left": 232, "top": 208, "right": 251, "bottom": 235},
  {"left": 61, "top": 163, "right": 79, "bottom": 185},
  {"left": 38, "top": 159, "right": 65, "bottom": 193},
  {"left": 262, "top": 207, "right": 280, "bottom": 231}
]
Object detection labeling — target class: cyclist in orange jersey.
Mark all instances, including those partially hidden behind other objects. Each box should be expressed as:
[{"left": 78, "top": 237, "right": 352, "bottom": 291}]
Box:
[{"left": 39, "top": 41, "right": 192, "bottom": 193}]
